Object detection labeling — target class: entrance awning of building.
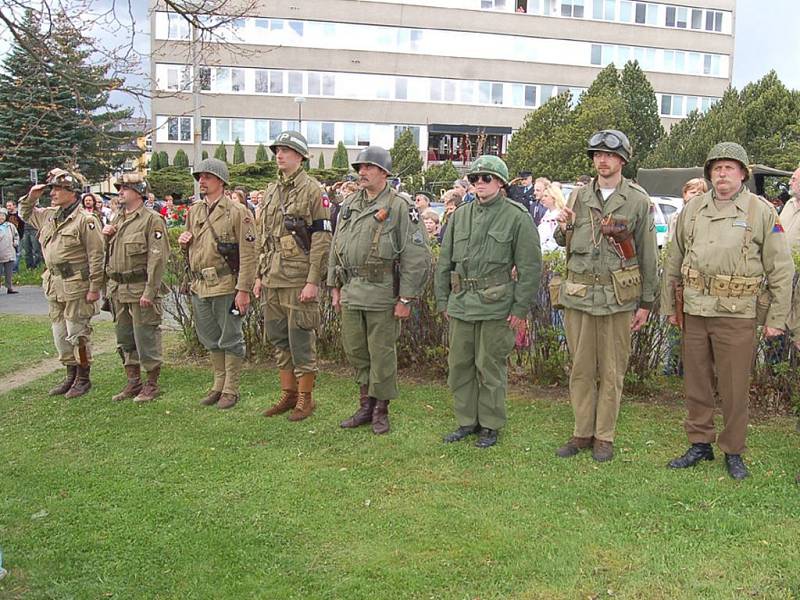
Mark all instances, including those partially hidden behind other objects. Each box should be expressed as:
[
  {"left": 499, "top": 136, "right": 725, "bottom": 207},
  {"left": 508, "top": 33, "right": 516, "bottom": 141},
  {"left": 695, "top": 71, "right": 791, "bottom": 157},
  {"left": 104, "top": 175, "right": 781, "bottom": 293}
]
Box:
[{"left": 428, "top": 124, "right": 512, "bottom": 135}]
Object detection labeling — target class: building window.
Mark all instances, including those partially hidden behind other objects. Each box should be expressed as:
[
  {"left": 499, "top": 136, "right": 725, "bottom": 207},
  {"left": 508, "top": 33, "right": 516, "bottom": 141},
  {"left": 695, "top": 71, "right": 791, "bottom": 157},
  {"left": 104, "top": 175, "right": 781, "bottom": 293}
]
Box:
[
  {"left": 321, "top": 122, "right": 335, "bottom": 145},
  {"left": 395, "top": 78, "right": 408, "bottom": 100},
  {"left": 430, "top": 80, "right": 442, "bottom": 102},
  {"left": 479, "top": 82, "right": 490, "bottom": 104},
  {"left": 167, "top": 13, "right": 190, "bottom": 40},
  {"left": 593, "top": 0, "right": 615, "bottom": 21},
  {"left": 201, "top": 118, "right": 211, "bottom": 142},
  {"left": 525, "top": 85, "right": 536, "bottom": 107},
  {"left": 561, "top": 0, "right": 584, "bottom": 18},
  {"left": 706, "top": 10, "right": 723, "bottom": 32},
  {"left": 619, "top": 0, "right": 632, "bottom": 22},
  {"left": 217, "top": 119, "right": 230, "bottom": 142},
  {"left": 481, "top": 0, "right": 507, "bottom": 9},
  {"left": 590, "top": 44, "right": 601, "bottom": 65},
  {"left": 491, "top": 83, "right": 503, "bottom": 105},
  {"left": 322, "top": 74, "right": 335, "bottom": 96},
  {"left": 269, "top": 70, "right": 283, "bottom": 94},
  {"left": 666, "top": 6, "right": 687, "bottom": 28},
  {"left": 459, "top": 81, "right": 474, "bottom": 103},
  {"left": 307, "top": 72, "right": 320, "bottom": 95},
  {"left": 660, "top": 95, "right": 671, "bottom": 116},
  {"left": 691, "top": 8, "right": 702, "bottom": 29},
  {"left": 213, "top": 68, "right": 229, "bottom": 93},
  {"left": 394, "top": 126, "right": 420, "bottom": 146},
  {"left": 199, "top": 67, "right": 211, "bottom": 91},
  {"left": 232, "top": 119, "right": 245, "bottom": 143},
  {"left": 231, "top": 68, "right": 245, "bottom": 92},
  {"left": 254, "top": 120, "right": 269, "bottom": 143},
  {"left": 288, "top": 71, "right": 303, "bottom": 94},
  {"left": 167, "top": 117, "right": 192, "bottom": 142},
  {"left": 344, "top": 123, "right": 370, "bottom": 147},
  {"left": 255, "top": 70, "right": 269, "bottom": 93}
]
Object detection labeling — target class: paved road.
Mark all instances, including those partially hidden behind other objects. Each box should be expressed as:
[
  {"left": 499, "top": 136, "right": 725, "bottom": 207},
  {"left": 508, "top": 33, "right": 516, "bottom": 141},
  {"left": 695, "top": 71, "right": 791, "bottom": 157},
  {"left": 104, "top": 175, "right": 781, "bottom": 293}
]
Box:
[{"left": 0, "top": 285, "right": 112, "bottom": 320}]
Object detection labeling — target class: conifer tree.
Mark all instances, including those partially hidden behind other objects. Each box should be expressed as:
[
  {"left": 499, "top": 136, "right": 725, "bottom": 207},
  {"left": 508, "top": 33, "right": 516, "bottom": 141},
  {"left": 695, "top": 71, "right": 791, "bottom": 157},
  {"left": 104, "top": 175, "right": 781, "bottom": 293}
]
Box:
[
  {"left": 233, "top": 138, "right": 245, "bottom": 164},
  {"left": 331, "top": 141, "right": 349, "bottom": 169}
]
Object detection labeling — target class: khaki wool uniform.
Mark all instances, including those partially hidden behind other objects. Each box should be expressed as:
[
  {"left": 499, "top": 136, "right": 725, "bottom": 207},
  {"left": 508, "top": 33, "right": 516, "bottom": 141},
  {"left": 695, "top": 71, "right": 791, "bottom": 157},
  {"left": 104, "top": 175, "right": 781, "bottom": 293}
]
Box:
[
  {"left": 327, "top": 184, "right": 431, "bottom": 401},
  {"left": 554, "top": 178, "right": 658, "bottom": 442},
  {"left": 185, "top": 195, "right": 257, "bottom": 393},
  {"left": 258, "top": 168, "right": 331, "bottom": 375},
  {"left": 434, "top": 193, "right": 541, "bottom": 430},
  {"left": 661, "top": 187, "right": 794, "bottom": 454},
  {"left": 778, "top": 196, "right": 800, "bottom": 249},
  {"left": 19, "top": 195, "right": 104, "bottom": 365},
  {"left": 106, "top": 205, "right": 170, "bottom": 371}
]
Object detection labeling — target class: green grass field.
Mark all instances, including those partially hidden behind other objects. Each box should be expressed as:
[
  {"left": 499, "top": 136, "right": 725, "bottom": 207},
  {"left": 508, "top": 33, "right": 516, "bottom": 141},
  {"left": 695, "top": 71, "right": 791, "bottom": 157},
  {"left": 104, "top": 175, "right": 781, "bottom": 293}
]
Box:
[{"left": 1, "top": 321, "right": 799, "bottom": 599}]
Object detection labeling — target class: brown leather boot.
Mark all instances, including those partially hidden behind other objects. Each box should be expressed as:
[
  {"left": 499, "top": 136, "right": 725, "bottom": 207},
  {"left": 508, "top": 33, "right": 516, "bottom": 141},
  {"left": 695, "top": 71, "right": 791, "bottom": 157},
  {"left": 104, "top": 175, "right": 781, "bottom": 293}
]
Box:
[
  {"left": 340, "top": 385, "right": 375, "bottom": 428},
  {"left": 556, "top": 436, "right": 594, "bottom": 458},
  {"left": 49, "top": 365, "right": 77, "bottom": 396},
  {"left": 200, "top": 351, "right": 227, "bottom": 406},
  {"left": 288, "top": 373, "right": 316, "bottom": 421},
  {"left": 112, "top": 365, "right": 142, "bottom": 401},
  {"left": 262, "top": 370, "right": 297, "bottom": 417},
  {"left": 134, "top": 367, "right": 161, "bottom": 404},
  {"left": 592, "top": 439, "right": 614, "bottom": 462},
  {"left": 65, "top": 365, "right": 91, "bottom": 398},
  {"left": 372, "top": 400, "right": 390, "bottom": 435},
  {"left": 218, "top": 354, "right": 243, "bottom": 410}
]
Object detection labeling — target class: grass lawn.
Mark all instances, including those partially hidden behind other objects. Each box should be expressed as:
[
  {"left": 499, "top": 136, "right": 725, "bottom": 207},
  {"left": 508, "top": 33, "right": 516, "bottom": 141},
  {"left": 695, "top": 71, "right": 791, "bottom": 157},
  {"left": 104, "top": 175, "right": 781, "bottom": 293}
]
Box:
[
  {"left": 1, "top": 344, "right": 799, "bottom": 598},
  {"left": 0, "top": 317, "right": 115, "bottom": 379},
  {"left": 12, "top": 263, "right": 44, "bottom": 287}
]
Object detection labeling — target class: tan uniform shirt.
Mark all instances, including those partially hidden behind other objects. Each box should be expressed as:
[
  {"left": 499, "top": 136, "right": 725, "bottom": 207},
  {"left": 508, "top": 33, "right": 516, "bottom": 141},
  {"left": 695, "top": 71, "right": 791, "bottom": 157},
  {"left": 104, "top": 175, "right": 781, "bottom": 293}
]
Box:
[
  {"left": 257, "top": 169, "right": 331, "bottom": 288},
  {"left": 661, "top": 187, "right": 794, "bottom": 328},
  {"left": 185, "top": 195, "right": 257, "bottom": 298},
  {"left": 778, "top": 196, "right": 800, "bottom": 249},
  {"left": 106, "top": 204, "right": 170, "bottom": 303},
  {"left": 19, "top": 195, "right": 104, "bottom": 300}
]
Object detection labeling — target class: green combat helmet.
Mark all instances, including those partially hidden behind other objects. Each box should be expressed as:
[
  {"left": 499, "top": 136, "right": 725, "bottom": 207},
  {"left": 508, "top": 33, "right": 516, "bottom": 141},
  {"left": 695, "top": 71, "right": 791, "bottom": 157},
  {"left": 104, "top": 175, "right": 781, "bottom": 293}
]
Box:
[
  {"left": 192, "top": 158, "right": 229, "bottom": 185},
  {"left": 269, "top": 130, "right": 310, "bottom": 159},
  {"left": 586, "top": 129, "right": 632, "bottom": 163},
  {"left": 468, "top": 155, "right": 509, "bottom": 184},
  {"left": 351, "top": 146, "right": 392, "bottom": 175},
  {"left": 704, "top": 142, "right": 750, "bottom": 182},
  {"left": 114, "top": 172, "right": 150, "bottom": 197},
  {"left": 45, "top": 168, "right": 87, "bottom": 192}
]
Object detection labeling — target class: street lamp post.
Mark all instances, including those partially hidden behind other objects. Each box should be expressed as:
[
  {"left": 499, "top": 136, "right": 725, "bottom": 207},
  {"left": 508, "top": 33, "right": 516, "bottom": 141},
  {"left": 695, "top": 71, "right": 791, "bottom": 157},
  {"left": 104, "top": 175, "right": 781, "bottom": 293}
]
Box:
[{"left": 294, "top": 96, "right": 306, "bottom": 128}]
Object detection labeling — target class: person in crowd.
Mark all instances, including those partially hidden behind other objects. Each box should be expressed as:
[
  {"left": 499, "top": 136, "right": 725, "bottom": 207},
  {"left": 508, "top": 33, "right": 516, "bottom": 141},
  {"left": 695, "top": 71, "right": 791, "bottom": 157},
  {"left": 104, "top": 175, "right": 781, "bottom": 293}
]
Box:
[
  {"left": 255, "top": 131, "right": 332, "bottom": 421},
  {"left": 453, "top": 179, "right": 474, "bottom": 203},
  {"left": 661, "top": 142, "right": 793, "bottom": 480},
  {"left": 20, "top": 168, "right": 104, "bottom": 398},
  {"left": 5, "top": 200, "right": 25, "bottom": 272},
  {"left": 103, "top": 173, "right": 169, "bottom": 403},
  {"left": 328, "top": 146, "right": 431, "bottom": 435},
  {"left": 0, "top": 207, "right": 20, "bottom": 293},
  {"left": 538, "top": 184, "right": 566, "bottom": 253},
  {"left": 178, "top": 158, "right": 257, "bottom": 410},
  {"left": 667, "top": 178, "right": 707, "bottom": 243},
  {"left": 435, "top": 155, "right": 541, "bottom": 448},
  {"left": 415, "top": 192, "right": 432, "bottom": 213},
  {"left": 529, "top": 177, "right": 550, "bottom": 226},
  {"left": 777, "top": 166, "right": 800, "bottom": 248},
  {"left": 508, "top": 171, "right": 534, "bottom": 210},
  {"left": 553, "top": 130, "right": 658, "bottom": 463},
  {"left": 161, "top": 194, "right": 187, "bottom": 227},
  {"left": 422, "top": 209, "right": 441, "bottom": 241},
  {"left": 575, "top": 175, "right": 592, "bottom": 188},
  {"left": 437, "top": 189, "right": 463, "bottom": 245},
  {"left": 82, "top": 193, "right": 104, "bottom": 225}
]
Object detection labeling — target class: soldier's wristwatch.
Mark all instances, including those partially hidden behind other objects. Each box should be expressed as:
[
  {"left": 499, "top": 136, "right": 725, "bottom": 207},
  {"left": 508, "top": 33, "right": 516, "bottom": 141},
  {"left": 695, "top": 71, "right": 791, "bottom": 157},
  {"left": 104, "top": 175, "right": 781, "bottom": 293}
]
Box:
[{"left": 399, "top": 297, "right": 413, "bottom": 305}]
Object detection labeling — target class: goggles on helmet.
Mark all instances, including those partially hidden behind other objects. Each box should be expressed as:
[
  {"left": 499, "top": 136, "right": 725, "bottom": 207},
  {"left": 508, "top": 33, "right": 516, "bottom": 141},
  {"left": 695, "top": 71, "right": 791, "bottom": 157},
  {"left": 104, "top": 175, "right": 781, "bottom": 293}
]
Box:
[{"left": 588, "top": 131, "right": 629, "bottom": 152}]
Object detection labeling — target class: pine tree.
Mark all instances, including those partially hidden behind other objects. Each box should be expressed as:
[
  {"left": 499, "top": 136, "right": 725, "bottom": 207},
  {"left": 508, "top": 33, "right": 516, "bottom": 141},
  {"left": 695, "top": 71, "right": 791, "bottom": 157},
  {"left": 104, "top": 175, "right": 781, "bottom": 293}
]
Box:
[
  {"left": 159, "top": 151, "right": 169, "bottom": 168},
  {"left": 331, "top": 141, "right": 349, "bottom": 169},
  {"left": 214, "top": 142, "right": 228, "bottom": 163},
  {"left": 255, "top": 143, "right": 268, "bottom": 162},
  {"left": 202, "top": 150, "right": 209, "bottom": 160},
  {"left": 317, "top": 153, "right": 325, "bottom": 169},
  {"left": 150, "top": 152, "right": 161, "bottom": 172},
  {"left": 173, "top": 149, "right": 189, "bottom": 168},
  {"left": 0, "top": 9, "right": 134, "bottom": 196},
  {"left": 233, "top": 138, "right": 245, "bottom": 164},
  {"left": 390, "top": 128, "right": 423, "bottom": 177}
]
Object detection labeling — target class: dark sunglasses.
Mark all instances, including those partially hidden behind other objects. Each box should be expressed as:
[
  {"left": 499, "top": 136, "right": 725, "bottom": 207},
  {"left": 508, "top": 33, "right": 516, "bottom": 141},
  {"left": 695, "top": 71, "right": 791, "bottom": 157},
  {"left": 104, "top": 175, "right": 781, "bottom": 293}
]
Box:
[
  {"left": 467, "top": 174, "right": 494, "bottom": 184},
  {"left": 588, "top": 131, "right": 630, "bottom": 152}
]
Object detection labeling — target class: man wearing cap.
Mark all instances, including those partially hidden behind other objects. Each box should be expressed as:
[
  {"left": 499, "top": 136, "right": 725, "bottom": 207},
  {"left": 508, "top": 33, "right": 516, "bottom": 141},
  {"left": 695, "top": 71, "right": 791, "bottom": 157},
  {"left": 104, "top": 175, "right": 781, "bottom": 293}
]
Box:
[
  {"left": 553, "top": 130, "right": 658, "bottom": 462},
  {"left": 254, "top": 131, "right": 332, "bottom": 421},
  {"left": 662, "top": 142, "right": 793, "bottom": 480},
  {"left": 508, "top": 171, "right": 534, "bottom": 211},
  {"left": 20, "top": 168, "right": 104, "bottom": 397},
  {"left": 178, "top": 158, "right": 257, "bottom": 410},
  {"left": 777, "top": 166, "right": 800, "bottom": 248},
  {"left": 103, "top": 173, "right": 170, "bottom": 403},
  {"left": 435, "top": 155, "right": 541, "bottom": 448},
  {"left": 328, "top": 146, "right": 431, "bottom": 434}
]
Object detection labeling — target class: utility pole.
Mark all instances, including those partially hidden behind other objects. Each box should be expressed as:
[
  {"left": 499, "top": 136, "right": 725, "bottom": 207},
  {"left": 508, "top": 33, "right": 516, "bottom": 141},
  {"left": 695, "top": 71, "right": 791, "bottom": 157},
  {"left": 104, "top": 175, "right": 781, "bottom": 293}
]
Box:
[{"left": 191, "top": 20, "right": 201, "bottom": 199}]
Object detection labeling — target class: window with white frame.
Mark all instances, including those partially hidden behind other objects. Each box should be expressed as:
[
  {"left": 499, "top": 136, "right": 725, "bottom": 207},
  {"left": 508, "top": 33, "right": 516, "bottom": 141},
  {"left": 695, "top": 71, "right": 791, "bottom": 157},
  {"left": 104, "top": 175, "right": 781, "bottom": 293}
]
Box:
[
  {"left": 201, "top": 118, "right": 211, "bottom": 142},
  {"left": 167, "top": 117, "right": 192, "bottom": 141},
  {"left": 592, "top": 0, "right": 616, "bottom": 21},
  {"left": 561, "top": 0, "right": 584, "bottom": 18},
  {"left": 167, "top": 13, "right": 190, "bottom": 39},
  {"left": 231, "top": 68, "right": 245, "bottom": 93},
  {"left": 343, "top": 123, "right": 371, "bottom": 147},
  {"left": 394, "top": 126, "right": 421, "bottom": 146}
]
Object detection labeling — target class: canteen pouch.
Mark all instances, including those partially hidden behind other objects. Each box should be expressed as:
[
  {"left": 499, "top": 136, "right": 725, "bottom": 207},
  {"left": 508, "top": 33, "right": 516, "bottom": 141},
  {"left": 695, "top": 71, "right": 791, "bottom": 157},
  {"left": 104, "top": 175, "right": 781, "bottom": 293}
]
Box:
[
  {"left": 549, "top": 274, "right": 564, "bottom": 309},
  {"left": 201, "top": 266, "right": 220, "bottom": 286},
  {"left": 715, "top": 296, "right": 749, "bottom": 314},
  {"left": 610, "top": 265, "right": 642, "bottom": 305},
  {"left": 756, "top": 289, "right": 770, "bottom": 325}
]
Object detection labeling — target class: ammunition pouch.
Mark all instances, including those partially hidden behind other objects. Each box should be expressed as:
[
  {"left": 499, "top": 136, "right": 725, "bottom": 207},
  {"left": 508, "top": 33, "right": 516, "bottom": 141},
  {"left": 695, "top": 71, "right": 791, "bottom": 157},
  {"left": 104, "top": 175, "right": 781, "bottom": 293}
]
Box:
[
  {"left": 217, "top": 241, "right": 240, "bottom": 273},
  {"left": 53, "top": 262, "right": 89, "bottom": 280},
  {"left": 449, "top": 270, "right": 512, "bottom": 293},
  {"left": 681, "top": 266, "right": 762, "bottom": 298},
  {"left": 107, "top": 269, "right": 148, "bottom": 284},
  {"left": 548, "top": 274, "right": 564, "bottom": 309},
  {"left": 190, "top": 263, "right": 233, "bottom": 282},
  {"left": 337, "top": 262, "right": 394, "bottom": 284},
  {"left": 609, "top": 265, "right": 642, "bottom": 305}
]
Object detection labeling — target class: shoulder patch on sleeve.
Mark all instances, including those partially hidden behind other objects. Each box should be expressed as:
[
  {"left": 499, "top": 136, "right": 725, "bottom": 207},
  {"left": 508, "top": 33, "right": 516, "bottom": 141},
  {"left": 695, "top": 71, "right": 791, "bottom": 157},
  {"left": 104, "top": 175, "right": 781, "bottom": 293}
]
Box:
[
  {"left": 408, "top": 207, "right": 420, "bottom": 223},
  {"left": 412, "top": 230, "right": 425, "bottom": 245},
  {"left": 88, "top": 221, "right": 96, "bottom": 230},
  {"left": 154, "top": 230, "right": 163, "bottom": 239}
]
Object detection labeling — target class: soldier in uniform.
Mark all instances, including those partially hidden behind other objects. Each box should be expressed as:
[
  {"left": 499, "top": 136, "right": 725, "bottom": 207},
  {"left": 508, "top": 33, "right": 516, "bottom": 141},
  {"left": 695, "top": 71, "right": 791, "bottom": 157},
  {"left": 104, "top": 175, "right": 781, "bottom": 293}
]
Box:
[
  {"left": 254, "top": 131, "right": 332, "bottom": 421},
  {"left": 19, "top": 168, "right": 104, "bottom": 397},
  {"left": 327, "top": 146, "right": 431, "bottom": 434},
  {"left": 554, "top": 130, "right": 658, "bottom": 462},
  {"left": 662, "top": 142, "right": 794, "bottom": 480},
  {"left": 435, "top": 156, "right": 541, "bottom": 448},
  {"left": 103, "top": 173, "right": 170, "bottom": 403},
  {"left": 178, "top": 158, "right": 257, "bottom": 410}
]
